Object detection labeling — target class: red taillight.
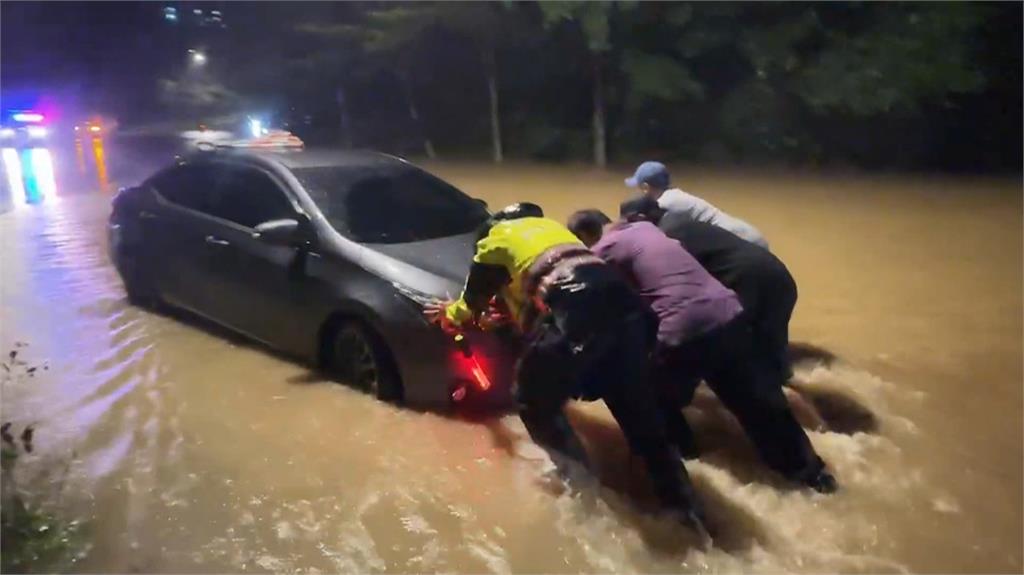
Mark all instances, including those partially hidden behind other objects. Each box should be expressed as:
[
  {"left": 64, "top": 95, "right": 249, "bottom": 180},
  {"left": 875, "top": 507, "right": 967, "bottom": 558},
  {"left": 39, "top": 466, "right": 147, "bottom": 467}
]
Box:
[
  {"left": 452, "top": 334, "right": 492, "bottom": 392},
  {"left": 469, "top": 361, "right": 492, "bottom": 391}
]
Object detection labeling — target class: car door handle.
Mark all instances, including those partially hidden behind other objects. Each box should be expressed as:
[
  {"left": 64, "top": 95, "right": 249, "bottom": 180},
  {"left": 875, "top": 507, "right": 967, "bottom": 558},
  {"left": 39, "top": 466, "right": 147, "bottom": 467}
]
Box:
[{"left": 204, "top": 235, "right": 230, "bottom": 247}]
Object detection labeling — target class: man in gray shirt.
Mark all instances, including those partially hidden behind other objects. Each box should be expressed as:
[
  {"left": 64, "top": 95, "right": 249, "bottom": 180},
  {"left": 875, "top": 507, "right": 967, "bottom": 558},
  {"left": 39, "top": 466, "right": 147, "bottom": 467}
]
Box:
[{"left": 624, "top": 161, "right": 769, "bottom": 248}]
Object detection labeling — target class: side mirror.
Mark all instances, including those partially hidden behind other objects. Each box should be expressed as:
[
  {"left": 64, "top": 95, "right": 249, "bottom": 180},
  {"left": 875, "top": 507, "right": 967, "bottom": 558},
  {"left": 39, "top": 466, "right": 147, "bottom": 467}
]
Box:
[
  {"left": 253, "top": 218, "right": 300, "bottom": 246},
  {"left": 474, "top": 198, "right": 489, "bottom": 210}
]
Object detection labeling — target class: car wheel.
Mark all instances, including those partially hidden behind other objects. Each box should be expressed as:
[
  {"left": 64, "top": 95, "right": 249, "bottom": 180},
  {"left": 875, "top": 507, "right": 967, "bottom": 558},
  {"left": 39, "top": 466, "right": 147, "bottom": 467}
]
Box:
[
  {"left": 119, "top": 247, "right": 160, "bottom": 308},
  {"left": 330, "top": 323, "right": 403, "bottom": 403}
]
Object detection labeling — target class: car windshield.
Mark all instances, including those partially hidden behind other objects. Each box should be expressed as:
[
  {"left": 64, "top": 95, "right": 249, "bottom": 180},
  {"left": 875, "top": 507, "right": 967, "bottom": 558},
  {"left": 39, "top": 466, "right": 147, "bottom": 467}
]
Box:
[{"left": 294, "top": 164, "right": 489, "bottom": 244}]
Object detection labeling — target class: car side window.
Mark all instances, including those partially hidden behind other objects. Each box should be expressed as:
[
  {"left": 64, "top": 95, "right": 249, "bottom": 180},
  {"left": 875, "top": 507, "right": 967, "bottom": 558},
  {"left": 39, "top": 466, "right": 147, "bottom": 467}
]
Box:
[
  {"left": 149, "top": 165, "right": 219, "bottom": 212},
  {"left": 207, "top": 166, "right": 295, "bottom": 229}
]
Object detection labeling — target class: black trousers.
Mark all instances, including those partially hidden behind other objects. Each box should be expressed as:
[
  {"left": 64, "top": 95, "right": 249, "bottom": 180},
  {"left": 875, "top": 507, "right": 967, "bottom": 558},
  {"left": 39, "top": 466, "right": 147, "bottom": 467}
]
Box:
[
  {"left": 655, "top": 315, "right": 824, "bottom": 482},
  {"left": 732, "top": 271, "right": 798, "bottom": 383},
  {"left": 514, "top": 264, "right": 701, "bottom": 515}
]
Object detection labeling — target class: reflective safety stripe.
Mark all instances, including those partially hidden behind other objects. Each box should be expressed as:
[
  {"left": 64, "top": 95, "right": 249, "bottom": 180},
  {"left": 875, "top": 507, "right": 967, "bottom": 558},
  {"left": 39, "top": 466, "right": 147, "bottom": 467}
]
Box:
[{"left": 446, "top": 217, "right": 583, "bottom": 327}]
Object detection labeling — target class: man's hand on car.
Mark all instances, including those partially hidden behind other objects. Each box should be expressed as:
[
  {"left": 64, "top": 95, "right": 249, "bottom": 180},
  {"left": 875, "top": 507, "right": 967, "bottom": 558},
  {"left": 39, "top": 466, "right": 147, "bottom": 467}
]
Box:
[{"left": 423, "top": 300, "right": 458, "bottom": 334}]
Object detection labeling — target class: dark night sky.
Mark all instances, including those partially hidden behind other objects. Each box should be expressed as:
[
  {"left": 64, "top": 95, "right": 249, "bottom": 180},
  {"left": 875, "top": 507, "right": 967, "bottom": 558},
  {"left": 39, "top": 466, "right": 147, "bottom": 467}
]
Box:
[
  {"left": 1, "top": 2, "right": 204, "bottom": 119},
  {"left": 2, "top": 2, "right": 287, "bottom": 121},
  {"left": 3, "top": 3, "right": 147, "bottom": 99}
]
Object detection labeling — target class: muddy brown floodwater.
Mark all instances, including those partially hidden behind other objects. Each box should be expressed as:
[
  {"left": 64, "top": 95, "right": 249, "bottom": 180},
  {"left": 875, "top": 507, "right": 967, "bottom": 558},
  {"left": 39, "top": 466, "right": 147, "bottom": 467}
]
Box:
[{"left": 1, "top": 153, "right": 1021, "bottom": 573}]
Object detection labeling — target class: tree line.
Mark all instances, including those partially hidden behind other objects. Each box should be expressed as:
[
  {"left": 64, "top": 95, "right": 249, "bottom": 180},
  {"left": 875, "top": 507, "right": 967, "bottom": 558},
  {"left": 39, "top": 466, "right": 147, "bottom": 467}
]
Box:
[{"left": 200, "top": 1, "right": 1020, "bottom": 172}]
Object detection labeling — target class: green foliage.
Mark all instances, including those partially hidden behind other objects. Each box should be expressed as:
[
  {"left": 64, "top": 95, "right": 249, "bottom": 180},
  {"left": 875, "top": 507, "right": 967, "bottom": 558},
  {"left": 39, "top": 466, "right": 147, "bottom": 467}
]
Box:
[
  {"left": 539, "top": 1, "right": 616, "bottom": 53},
  {"left": 362, "top": 8, "right": 438, "bottom": 54},
  {"left": 436, "top": 3, "right": 518, "bottom": 47},
  {"left": 1, "top": 344, "right": 86, "bottom": 573},
  {"left": 621, "top": 50, "right": 703, "bottom": 109},
  {"left": 717, "top": 80, "right": 816, "bottom": 161},
  {"left": 1, "top": 494, "right": 85, "bottom": 574},
  {"left": 740, "top": 10, "right": 820, "bottom": 79},
  {"left": 673, "top": 3, "right": 740, "bottom": 58},
  {"left": 233, "top": 1, "right": 1016, "bottom": 167},
  {"left": 795, "top": 3, "right": 988, "bottom": 115}
]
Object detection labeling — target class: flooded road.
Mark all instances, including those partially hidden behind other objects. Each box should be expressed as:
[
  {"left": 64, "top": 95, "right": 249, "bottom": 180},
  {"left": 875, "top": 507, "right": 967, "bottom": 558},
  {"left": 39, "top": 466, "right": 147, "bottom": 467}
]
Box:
[{"left": 1, "top": 142, "right": 1021, "bottom": 573}]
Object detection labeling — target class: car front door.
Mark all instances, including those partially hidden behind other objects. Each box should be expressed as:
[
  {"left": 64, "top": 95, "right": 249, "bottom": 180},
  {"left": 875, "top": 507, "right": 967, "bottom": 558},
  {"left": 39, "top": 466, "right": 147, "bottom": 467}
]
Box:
[
  {"left": 199, "top": 164, "right": 314, "bottom": 349},
  {"left": 146, "top": 164, "right": 233, "bottom": 315}
]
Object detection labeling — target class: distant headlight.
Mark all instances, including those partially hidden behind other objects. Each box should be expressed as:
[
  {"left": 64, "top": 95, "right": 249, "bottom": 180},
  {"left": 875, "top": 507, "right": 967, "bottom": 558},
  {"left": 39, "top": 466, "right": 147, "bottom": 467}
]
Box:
[
  {"left": 27, "top": 126, "right": 47, "bottom": 138},
  {"left": 0, "top": 128, "right": 14, "bottom": 139}
]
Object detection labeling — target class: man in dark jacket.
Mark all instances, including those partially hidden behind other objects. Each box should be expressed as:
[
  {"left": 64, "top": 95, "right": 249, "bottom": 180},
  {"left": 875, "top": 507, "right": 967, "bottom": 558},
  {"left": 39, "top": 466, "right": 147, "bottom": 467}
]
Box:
[
  {"left": 619, "top": 195, "right": 797, "bottom": 382},
  {"left": 567, "top": 210, "right": 836, "bottom": 493}
]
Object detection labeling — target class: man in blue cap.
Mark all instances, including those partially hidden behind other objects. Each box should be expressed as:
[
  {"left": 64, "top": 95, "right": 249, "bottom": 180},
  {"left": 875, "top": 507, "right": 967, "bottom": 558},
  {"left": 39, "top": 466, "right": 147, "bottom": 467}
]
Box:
[{"left": 625, "top": 161, "right": 769, "bottom": 248}]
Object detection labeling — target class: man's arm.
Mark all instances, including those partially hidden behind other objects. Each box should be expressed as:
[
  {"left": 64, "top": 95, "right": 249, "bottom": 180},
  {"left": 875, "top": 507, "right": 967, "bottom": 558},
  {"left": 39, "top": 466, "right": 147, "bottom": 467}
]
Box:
[
  {"left": 444, "top": 262, "right": 511, "bottom": 326},
  {"left": 591, "top": 234, "right": 630, "bottom": 275},
  {"left": 438, "top": 227, "right": 514, "bottom": 327}
]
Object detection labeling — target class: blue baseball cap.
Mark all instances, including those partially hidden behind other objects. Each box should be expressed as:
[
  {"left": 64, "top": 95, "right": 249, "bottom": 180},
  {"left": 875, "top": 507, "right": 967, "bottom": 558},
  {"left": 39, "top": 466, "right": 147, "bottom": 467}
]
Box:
[{"left": 624, "top": 161, "right": 670, "bottom": 189}]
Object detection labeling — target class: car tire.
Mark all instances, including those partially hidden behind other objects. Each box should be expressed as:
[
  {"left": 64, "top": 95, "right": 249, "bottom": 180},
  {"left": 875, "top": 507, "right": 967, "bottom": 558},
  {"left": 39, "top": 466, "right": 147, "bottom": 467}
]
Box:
[
  {"left": 118, "top": 247, "right": 160, "bottom": 309},
  {"left": 330, "top": 322, "right": 403, "bottom": 403}
]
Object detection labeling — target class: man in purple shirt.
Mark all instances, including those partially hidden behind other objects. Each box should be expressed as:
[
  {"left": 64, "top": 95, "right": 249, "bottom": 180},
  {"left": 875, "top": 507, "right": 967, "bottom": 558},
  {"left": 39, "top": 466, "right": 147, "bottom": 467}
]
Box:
[{"left": 567, "top": 210, "right": 837, "bottom": 493}]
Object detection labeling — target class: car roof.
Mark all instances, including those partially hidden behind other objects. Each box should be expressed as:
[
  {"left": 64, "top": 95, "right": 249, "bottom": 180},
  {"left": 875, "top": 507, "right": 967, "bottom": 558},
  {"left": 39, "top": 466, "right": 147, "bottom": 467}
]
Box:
[{"left": 187, "top": 148, "right": 412, "bottom": 172}]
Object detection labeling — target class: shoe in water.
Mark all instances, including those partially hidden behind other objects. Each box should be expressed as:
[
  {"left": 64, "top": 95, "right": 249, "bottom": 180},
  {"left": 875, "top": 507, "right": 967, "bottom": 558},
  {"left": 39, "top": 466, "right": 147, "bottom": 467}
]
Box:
[
  {"left": 803, "top": 470, "right": 838, "bottom": 494},
  {"left": 671, "top": 509, "right": 714, "bottom": 548}
]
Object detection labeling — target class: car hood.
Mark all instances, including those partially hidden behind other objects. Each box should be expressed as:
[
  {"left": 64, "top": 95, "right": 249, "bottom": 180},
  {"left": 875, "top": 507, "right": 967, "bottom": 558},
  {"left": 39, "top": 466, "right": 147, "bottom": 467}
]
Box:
[{"left": 360, "top": 232, "right": 477, "bottom": 297}]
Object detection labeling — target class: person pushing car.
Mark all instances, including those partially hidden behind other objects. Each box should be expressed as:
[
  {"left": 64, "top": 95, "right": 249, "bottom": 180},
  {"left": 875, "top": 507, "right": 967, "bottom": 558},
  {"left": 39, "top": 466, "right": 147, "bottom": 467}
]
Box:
[
  {"left": 424, "top": 203, "right": 711, "bottom": 535},
  {"left": 616, "top": 196, "right": 825, "bottom": 430},
  {"left": 619, "top": 195, "right": 798, "bottom": 383},
  {"left": 624, "top": 161, "right": 769, "bottom": 248},
  {"left": 566, "top": 208, "right": 837, "bottom": 493}
]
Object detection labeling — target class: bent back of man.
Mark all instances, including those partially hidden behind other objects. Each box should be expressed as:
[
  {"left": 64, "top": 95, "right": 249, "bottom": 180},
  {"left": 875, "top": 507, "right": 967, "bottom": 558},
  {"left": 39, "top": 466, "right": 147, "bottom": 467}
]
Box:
[{"left": 659, "top": 211, "right": 797, "bottom": 381}]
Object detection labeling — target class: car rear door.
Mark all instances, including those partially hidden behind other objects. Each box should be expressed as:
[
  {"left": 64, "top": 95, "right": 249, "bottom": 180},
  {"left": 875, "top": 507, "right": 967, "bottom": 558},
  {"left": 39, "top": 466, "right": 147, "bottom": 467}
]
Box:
[{"left": 199, "top": 163, "right": 313, "bottom": 348}]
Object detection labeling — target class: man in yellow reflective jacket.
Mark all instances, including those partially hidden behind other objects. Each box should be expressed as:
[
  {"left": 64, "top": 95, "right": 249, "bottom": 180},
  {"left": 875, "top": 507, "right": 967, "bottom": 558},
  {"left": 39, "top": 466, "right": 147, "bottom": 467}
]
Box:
[
  {"left": 426, "top": 203, "right": 710, "bottom": 535},
  {"left": 441, "top": 206, "right": 581, "bottom": 332}
]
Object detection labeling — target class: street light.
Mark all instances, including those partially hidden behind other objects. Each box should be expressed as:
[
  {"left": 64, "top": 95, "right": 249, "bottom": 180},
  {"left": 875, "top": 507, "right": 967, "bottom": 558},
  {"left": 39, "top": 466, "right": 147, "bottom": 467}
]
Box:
[
  {"left": 249, "top": 118, "right": 263, "bottom": 138},
  {"left": 188, "top": 49, "right": 207, "bottom": 66}
]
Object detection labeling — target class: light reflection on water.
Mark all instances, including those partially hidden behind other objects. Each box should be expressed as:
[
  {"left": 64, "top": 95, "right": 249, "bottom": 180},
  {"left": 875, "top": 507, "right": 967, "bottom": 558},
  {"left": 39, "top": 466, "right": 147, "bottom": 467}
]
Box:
[
  {"left": 75, "top": 138, "right": 87, "bottom": 174},
  {"left": 0, "top": 138, "right": 111, "bottom": 207},
  {"left": 2, "top": 147, "right": 58, "bottom": 205},
  {"left": 2, "top": 147, "right": 26, "bottom": 203},
  {"left": 30, "top": 148, "right": 58, "bottom": 200},
  {"left": 90, "top": 137, "right": 110, "bottom": 191}
]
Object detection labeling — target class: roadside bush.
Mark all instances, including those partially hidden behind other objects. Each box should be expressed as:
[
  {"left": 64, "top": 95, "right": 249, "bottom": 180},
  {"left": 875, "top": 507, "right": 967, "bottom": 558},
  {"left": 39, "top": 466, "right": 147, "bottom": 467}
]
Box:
[{"left": 1, "top": 344, "right": 86, "bottom": 573}]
